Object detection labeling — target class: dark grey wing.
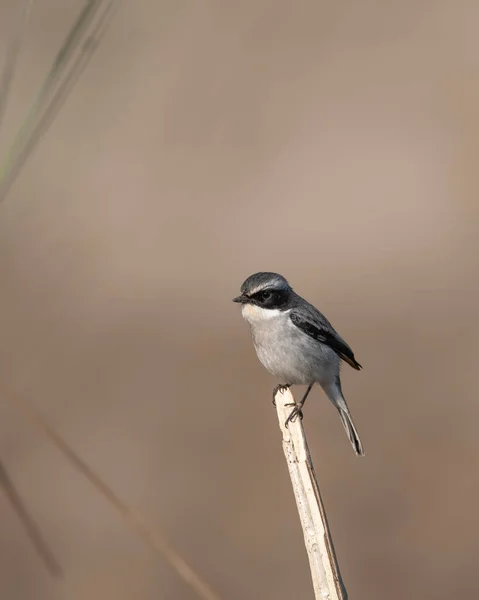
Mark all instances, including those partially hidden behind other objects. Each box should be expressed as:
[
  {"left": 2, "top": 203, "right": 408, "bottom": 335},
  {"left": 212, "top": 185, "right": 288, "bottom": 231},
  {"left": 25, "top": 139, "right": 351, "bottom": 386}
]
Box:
[{"left": 290, "top": 309, "right": 362, "bottom": 370}]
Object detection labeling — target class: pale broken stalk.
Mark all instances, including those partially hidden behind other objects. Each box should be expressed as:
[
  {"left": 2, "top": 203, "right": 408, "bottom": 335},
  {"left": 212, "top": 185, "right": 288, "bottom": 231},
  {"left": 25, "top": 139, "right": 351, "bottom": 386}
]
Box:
[{"left": 275, "top": 387, "right": 348, "bottom": 600}]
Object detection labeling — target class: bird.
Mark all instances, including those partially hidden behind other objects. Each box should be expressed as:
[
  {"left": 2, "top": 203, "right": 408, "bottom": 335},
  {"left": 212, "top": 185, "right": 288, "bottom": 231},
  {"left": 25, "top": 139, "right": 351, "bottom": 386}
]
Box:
[{"left": 233, "top": 272, "right": 364, "bottom": 456}]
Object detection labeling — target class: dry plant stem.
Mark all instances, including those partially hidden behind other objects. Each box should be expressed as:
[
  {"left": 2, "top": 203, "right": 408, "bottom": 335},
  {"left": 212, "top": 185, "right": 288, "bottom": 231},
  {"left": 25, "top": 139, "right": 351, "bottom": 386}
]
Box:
[
  {"left": 275, "top": 388, "right": 348, "bottom": 600},
  {"left": 1, "top": 387, "right": 222, "bottom": 600},
  {"left": 0, "top": 458, "right": 62, "bottom": 577},
  {"left": 0, "top": 0, "right": 34, "bottom": 137},
  {"left": 0, "top": 0, "right": 119, "bottom": 204}
]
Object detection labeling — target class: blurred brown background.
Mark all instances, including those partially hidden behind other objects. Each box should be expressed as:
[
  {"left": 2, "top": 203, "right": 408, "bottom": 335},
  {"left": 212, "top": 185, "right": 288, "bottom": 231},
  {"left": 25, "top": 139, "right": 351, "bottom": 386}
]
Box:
[{"left": 0, "top": 1, "right": 478, "bottom": 599}]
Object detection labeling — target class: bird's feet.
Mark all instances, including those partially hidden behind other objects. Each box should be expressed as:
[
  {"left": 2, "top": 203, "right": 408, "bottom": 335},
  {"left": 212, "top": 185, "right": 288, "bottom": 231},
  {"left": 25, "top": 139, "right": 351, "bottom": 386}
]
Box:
[
  {"left": 272, "top": 383, "right": 291, "bottom": 406},
  {"left": 284, "top": 402, "right": 304, "bottom": 427}
]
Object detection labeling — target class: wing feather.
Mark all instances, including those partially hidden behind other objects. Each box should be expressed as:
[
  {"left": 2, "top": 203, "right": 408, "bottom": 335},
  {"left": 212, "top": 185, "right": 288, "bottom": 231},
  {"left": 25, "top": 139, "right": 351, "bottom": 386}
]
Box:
[{"left": 290, "top": 310, "right": 362, "bottom": 370}]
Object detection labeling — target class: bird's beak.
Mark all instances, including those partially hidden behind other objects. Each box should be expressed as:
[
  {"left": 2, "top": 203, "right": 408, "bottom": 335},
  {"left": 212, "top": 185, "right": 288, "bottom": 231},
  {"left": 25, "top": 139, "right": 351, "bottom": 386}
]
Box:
[{"left": 233, "top": 294, "right": 248, "bottom": 304}]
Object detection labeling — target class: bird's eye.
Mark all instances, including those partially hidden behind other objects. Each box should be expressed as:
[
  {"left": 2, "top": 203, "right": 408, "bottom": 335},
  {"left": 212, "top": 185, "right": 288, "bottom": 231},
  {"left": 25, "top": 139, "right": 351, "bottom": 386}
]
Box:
[{"left": 261, "top": 290, "right": 272, "bottom": 300}]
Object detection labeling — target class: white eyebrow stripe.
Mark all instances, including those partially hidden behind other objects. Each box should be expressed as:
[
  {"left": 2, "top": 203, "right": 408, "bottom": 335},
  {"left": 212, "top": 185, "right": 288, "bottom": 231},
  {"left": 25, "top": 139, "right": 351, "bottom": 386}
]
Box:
[
  {"left": 249, "top": 285, "right": 266, "bottom": 295},
  {"left": 248, "top": 285, "right": 284, "bottom": 296}
]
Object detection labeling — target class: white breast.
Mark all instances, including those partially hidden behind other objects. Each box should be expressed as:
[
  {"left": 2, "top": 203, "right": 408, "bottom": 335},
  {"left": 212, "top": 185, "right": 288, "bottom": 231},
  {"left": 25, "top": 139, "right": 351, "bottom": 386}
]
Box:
[
  {"left": 241, "top": 303, "right": 339, "bottom": 385},
  {"left": 241, "top": 304, "right": 286, "bottom": 323}
]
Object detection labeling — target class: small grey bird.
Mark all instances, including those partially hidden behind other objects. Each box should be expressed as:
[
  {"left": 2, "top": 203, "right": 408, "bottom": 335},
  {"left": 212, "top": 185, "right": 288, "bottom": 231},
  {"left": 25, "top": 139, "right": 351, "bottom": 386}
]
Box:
[{"left": 233, "top": 272, "right": 364, "bottom": 456}]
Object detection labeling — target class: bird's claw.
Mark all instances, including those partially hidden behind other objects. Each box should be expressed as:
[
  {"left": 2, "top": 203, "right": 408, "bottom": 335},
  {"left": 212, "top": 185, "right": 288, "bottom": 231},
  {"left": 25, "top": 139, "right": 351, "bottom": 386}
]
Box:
[
  {"left": 284, "top": 403, "right": 304, "bottom": 427},
  {"left": 272, "top": 384, "right": 290, "bottom": 406}
]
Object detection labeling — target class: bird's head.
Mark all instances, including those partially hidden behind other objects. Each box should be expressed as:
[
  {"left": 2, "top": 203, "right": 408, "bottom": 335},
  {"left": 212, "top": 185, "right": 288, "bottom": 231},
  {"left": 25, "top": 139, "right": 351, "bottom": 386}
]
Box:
[{"left": 233, "top": 272, "right": 293, "bottom": 319}]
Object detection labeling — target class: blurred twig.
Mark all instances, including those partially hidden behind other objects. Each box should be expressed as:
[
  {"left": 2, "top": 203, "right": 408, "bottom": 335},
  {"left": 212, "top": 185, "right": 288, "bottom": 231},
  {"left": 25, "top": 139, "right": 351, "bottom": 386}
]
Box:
[
  {"left": 2, "top": 388, "right": 223, "bottom": 600},
  {"left": 0, "top": 0, "right": 119, "bottom": 205},
  {"left": 0, "top": 0, "right": 34, "bottom": 136},
  {"left": 0, "top": 4, "right": 219, "bottom": 596},
  {"left": 0, "top": 457, "right": 62, "bottom": 578},
  {"left": 275, "top": 388, "right": 348, "bottom": 600}
]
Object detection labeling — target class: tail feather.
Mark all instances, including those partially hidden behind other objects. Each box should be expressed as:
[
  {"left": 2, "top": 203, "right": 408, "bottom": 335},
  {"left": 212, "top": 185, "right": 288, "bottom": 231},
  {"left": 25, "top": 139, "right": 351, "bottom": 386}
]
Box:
[
  {"left": 337, "top": 406, "right": 364, "bottom": 457},
  {"left": 320, "top": 378, "right": 365, "bottom": 457}
]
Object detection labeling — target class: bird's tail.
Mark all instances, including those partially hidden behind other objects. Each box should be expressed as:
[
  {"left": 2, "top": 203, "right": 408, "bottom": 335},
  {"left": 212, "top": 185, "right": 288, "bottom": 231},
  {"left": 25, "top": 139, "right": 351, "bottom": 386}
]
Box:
[
  {"left": 336, "top": 404, "right": 364, "bottom": 457},
  {"left": 321, "top": 379, "right": 365, "bottom": 457}
]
